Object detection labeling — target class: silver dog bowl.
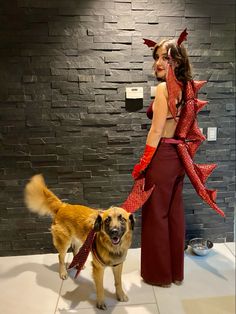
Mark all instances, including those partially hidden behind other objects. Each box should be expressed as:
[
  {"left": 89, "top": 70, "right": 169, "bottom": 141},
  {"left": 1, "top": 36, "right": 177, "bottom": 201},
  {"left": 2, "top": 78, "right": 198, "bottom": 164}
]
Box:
[{"left": 189, "top": 238, "right": 213, "bottom": 256}]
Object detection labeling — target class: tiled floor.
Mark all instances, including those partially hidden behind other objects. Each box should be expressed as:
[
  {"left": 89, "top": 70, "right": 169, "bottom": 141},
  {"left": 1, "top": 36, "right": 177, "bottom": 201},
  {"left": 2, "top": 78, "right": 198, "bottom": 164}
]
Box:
[{"left": 0, "top": 243, "right": 235, "bottom": 314}]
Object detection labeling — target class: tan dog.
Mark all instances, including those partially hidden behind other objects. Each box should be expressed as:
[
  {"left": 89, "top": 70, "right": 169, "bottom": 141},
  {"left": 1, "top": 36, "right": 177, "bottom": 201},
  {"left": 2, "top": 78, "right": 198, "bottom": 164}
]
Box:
[{"left": 24, "top": 174, "right": 134, "bottom": 310}]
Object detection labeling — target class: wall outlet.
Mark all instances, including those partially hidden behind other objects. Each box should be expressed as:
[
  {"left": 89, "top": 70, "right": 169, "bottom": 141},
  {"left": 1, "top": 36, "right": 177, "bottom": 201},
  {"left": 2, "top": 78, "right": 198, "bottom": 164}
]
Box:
[{"left": 207, "top": 127, "right": 217, "bottom": 141}]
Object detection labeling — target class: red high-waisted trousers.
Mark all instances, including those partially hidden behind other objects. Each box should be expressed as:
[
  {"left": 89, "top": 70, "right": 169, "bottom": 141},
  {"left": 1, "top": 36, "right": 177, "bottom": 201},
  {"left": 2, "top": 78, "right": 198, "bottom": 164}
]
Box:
[{"left": 141, "top": 141, "right": 185, "bottom": 285}]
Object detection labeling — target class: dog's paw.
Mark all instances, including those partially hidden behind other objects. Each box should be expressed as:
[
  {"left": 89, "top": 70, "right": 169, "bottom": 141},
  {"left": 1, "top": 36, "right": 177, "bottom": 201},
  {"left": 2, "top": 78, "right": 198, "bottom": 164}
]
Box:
[
  {"left": 60, "top": 270, "right": 68, "bottom": 280},
  {"left": 117, "top": 291, "right": 129, "bottom": 302},
  {"left": 96, "top": 301, "right": 107, "bottom": 310}
]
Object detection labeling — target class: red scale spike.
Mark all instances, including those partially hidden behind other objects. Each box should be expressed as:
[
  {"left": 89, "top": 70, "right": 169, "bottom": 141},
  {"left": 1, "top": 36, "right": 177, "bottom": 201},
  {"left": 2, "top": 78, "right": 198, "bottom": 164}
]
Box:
[
  {"left": 195, "top": 99, "right": 208, "bottom": 113},
  {"left": 186, "top": 140, "right": 202, "bottom": 158},
  {"left": 198, "top": 189, "right": 224, "bottom": 216},
  {"left": 205, "top": 189, "right": 218, "bottom": 202},
  {"left": 194, "top": 163, "right": 217, "bottom": 184},
  {"left": 193, "top": 80, "right": 207, "bottom": 93}
]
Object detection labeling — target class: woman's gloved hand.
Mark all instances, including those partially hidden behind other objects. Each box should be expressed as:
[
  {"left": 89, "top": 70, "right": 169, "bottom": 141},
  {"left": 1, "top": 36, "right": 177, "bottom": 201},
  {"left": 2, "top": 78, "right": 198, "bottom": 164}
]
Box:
[{"left": 132, "top": 144, "right": 156, "bottom": 179}]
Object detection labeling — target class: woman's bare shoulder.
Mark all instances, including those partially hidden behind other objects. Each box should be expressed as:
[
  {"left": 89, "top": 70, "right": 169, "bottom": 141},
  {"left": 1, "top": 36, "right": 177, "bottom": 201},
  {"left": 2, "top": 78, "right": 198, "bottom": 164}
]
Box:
[{"left": 156, "top": 82, "right": 168, "bottom": 98}]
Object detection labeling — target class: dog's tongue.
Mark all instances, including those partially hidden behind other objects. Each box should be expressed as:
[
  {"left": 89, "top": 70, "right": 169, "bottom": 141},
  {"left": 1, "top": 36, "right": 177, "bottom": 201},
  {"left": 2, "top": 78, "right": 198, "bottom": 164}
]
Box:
[{"left": 112, "top": 237, "right": 120, "bottom": 245}]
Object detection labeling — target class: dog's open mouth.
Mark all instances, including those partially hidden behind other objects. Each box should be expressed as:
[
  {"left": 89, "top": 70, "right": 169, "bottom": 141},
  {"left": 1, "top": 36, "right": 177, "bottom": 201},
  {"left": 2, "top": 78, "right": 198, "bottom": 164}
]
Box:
[{"left": 111, "top": 236, "right": 121, "bottom": 245}]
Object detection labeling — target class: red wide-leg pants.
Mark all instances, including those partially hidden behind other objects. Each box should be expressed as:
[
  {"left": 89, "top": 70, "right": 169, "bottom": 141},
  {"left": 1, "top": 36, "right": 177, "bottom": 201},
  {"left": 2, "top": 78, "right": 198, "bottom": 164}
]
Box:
[{"left": 141, "top": 142, "right": 185, "bottom": 285}]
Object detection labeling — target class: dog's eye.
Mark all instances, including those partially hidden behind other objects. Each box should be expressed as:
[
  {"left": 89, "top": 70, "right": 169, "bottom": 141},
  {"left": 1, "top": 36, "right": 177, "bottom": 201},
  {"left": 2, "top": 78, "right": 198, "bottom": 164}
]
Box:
[
  {"left": 105, "top": 217, "right": 111, "bottom": 225},
  {"left": 118, "top": 215, "right": 126, "bottom": 223}
]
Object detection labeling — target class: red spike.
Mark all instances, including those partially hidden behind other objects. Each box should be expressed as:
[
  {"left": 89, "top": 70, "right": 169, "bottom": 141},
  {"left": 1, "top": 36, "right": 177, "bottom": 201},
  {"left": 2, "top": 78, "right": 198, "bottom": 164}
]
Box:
[
  {"left": 194, "top": 163, "right": 217, "bottom": 184},
  {"left": 193, "top": 80, "right": 207, "bottom": 93},
  {"left": 143, "top": 38, "right": 157, "bottom": 48},
  {"left": 195, "top": 99, "right": 208, "bottom": 113},
  {"left": 187, "top": 140, "right": 201, "bottom": 158},
  {"left": 187, "top": 121, "right": 206, "bottom": 142},
  {"left": 199, "top": 189, "right": 225, "bottom": 217},
  {"left": 206, "top": 189, "right": 217, "bottom": 202}
]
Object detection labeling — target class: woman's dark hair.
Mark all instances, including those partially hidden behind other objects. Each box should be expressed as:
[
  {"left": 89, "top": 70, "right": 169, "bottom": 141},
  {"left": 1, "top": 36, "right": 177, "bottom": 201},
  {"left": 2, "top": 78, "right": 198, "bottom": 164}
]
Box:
[{"left": 152, "top": 39, "right": 192, "bottom": 84}]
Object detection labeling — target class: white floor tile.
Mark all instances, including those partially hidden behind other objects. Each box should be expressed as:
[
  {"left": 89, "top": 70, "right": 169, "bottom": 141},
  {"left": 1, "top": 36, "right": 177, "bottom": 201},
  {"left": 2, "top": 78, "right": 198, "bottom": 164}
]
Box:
[
  {"left": 153, "top": 243, "right": 235, "bottom": 314},
  {"left": 0, "top": 254, "right": 62, "bottom": 314}
]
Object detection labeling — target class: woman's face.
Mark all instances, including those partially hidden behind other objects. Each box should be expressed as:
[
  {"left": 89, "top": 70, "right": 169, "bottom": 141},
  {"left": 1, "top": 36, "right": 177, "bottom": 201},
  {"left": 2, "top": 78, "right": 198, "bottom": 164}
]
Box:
[{"left": 153, "top": 45, "right": 169, "bottom": 80}]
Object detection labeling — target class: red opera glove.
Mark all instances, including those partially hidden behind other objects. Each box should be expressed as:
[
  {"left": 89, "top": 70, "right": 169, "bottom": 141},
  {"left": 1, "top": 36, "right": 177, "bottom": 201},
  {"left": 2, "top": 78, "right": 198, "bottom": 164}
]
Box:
[{"left": 132, "top": 144, "right": 156, "bottom": 179}]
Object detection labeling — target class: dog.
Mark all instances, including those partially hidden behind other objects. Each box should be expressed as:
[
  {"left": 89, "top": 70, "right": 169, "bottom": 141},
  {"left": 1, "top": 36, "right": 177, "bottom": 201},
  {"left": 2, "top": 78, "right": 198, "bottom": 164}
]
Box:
[{"left": 24, "top": 174, "right": 134, "bottom": 310}]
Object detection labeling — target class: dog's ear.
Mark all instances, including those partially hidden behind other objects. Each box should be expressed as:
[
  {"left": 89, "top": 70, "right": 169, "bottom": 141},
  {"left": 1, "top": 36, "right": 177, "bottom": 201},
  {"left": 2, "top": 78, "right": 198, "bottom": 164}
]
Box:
[
  {"left": 94, "top": 214, "right": 102, "bottom": 232},
  {"left": 129, "top": 214, "right": 135, "bottom": 230}
]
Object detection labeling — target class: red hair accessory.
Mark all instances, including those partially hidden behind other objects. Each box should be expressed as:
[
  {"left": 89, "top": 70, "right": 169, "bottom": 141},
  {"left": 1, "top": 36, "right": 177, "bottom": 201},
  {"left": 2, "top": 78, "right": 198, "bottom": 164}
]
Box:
[
  {"left": 143, "top": 28, "right": 188, "bottom": 48},
  {"left": 177, "top": 28, "right": 188, "bottom": 46},
  {"left": 143, "top": 38, "right": 157, "bottom": 48}
]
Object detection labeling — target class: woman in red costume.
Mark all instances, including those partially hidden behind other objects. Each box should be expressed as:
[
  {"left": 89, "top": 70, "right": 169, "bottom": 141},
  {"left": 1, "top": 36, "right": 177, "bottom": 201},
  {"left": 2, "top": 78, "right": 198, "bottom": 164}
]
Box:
[{"left": 129, "top": 29, "right": 225, "bottom": 287}]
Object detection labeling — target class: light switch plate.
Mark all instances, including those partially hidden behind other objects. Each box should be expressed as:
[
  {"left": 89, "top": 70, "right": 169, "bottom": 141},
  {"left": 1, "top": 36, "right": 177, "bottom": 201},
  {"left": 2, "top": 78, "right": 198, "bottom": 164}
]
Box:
[
  {"left": 207, "top": 127, "right": 217, "bottom": 141},
  {"left": 126, "top": 87, "right": 143, "bottom": 99}
]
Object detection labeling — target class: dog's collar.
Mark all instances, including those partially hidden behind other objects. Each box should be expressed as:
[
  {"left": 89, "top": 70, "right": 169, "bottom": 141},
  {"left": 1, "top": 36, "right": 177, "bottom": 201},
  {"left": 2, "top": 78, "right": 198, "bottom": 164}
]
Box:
[{"left": 92, "top": 235, "right": 121, "bottom": 268}]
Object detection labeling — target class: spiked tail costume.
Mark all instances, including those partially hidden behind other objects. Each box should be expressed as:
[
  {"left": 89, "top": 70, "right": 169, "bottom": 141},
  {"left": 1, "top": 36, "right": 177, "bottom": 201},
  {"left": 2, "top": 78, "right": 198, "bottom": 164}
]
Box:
[{"left": 174, "top": 79, "right": 225, "bottom": 217}]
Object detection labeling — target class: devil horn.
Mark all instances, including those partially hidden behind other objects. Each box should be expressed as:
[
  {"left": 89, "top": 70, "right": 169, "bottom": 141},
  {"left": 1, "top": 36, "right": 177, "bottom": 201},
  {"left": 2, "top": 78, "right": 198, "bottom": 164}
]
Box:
[
  {"left": 177, "top": 28, "right": 188, "bottom": 46},
  {"left": 143, "top": 38, "right": 157, "bottom": 48}
]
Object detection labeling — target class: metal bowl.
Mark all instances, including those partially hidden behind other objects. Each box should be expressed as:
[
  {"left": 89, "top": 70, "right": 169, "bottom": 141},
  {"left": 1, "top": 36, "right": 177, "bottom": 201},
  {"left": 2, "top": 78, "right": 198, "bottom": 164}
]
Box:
[{"left": 189, "top": 238, "right": 213, "bottom": 256}]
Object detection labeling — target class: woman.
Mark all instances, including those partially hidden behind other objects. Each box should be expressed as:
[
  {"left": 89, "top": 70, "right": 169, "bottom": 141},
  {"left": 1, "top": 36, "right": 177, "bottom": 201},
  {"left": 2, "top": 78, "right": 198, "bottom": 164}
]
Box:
[
  {"left": 131, "top": 30, "right": 224, "bottom": 287},
  {"left": 132, "top": 38, "right": 190, "bottom": 287}
]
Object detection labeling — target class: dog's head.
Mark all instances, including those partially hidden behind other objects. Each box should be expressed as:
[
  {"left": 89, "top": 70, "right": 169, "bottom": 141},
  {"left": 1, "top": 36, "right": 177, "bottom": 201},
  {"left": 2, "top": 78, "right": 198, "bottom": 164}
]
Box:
[{"left": 94, "top": 207, "right": 134, "bottom": 246}]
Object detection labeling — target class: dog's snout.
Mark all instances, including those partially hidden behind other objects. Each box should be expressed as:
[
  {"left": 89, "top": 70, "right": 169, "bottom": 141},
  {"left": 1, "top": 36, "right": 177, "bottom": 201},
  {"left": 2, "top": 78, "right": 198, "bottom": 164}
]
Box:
[{"left": 110, "top": 228, "right": 119, "bottom": 236}]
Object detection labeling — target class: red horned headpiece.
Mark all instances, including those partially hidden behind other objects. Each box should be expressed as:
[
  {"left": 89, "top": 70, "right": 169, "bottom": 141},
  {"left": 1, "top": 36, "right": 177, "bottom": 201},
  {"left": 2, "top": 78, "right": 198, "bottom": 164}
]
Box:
[{"left": 143, "top": 28, "right": 188, "bottom": 48}]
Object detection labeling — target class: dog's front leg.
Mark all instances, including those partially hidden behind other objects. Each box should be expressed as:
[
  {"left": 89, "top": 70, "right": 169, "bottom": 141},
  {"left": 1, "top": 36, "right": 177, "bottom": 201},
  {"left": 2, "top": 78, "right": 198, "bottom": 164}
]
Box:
[
  {"left": 52, "top": 230, "right": 70, "bottom": 280},
  {"left": 92, "top": 261, "right": 106, "bottom": 310},
  {"left": 112, "top": 263, "right": 128, "bottom": 302},
  {"left": 58, "top": 250, "right": 69, "bottom": 280}
]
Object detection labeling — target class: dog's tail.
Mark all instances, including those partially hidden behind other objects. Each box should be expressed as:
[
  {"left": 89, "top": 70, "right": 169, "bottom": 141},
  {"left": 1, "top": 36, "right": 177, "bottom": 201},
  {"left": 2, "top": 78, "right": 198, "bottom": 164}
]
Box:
[{"left": 24, "top": 174, "right": 63, "bottom": 216}]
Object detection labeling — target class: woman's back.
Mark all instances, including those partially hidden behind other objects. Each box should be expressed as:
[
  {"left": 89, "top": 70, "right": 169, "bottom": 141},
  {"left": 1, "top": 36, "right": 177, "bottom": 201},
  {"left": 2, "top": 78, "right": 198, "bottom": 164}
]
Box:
[{"left": 162, "top": 116, "right": 180, "bottom": 138}]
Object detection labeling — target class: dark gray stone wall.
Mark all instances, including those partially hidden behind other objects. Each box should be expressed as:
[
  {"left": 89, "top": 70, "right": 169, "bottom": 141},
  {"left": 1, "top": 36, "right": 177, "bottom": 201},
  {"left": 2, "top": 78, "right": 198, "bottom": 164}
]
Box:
[{"left": 0, "top": 0, "right": 235, "bottom": 256}]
